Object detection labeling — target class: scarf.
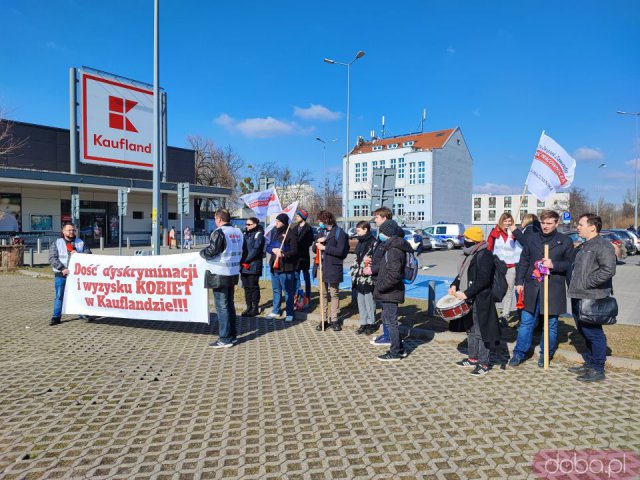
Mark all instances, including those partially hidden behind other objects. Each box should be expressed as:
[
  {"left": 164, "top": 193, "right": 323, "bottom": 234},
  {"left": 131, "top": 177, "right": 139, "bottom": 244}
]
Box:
[{"left": 458, "top": 241, "right": 488, "bottom": 291}]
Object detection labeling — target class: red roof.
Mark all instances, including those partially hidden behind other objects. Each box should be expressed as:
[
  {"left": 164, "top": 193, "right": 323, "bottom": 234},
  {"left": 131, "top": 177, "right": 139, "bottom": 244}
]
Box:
[{"left": 350, "top": 128, "right": 457, "bottom": 155}]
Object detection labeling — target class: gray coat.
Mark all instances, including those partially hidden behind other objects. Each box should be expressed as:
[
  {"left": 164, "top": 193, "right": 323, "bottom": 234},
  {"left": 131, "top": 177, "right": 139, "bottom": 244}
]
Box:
[{"left": 568, "top": 235, "right": 616, "bottom": 299}]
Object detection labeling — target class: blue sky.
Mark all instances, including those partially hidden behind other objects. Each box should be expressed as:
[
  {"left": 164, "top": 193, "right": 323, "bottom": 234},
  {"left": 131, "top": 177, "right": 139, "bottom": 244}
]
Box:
[{"left": 1, "top": 0, "right": 638, "bottom": 202}]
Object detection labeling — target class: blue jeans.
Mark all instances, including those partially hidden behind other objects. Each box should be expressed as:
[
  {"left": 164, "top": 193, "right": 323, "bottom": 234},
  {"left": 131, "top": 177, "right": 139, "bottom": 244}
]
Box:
[
  {"left": 381, "top": 302, "right": 403, "bottom": 356},
  {"left": 572, "top": 299, "right": 607, "bottom": 373},
  {"left": 272, "top": 271, "right": 295, "bottom": 316},
  {"left": 53, "top": 275, "right": 66, "bottom": 318},
  {"left": 295, "top": 268, "right": 312, "bottom": 298},
  {"left": 513, "top": 294, "right": 558, "bottom": 361},
  {"left": 212, "top": 285, "right": 237, "bottom": 343}
]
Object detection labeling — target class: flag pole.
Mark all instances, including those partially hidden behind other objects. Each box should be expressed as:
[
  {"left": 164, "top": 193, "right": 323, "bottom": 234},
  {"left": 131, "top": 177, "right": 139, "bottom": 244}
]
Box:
[
  {"left": 318, "top": 253, "right": 325, "bottom": 332},
  {"left": 514, "top": 183, "right": 528, "bottom": 225},
  {"left": 543, "top": 243, "right": 550, "bottom": 370}
]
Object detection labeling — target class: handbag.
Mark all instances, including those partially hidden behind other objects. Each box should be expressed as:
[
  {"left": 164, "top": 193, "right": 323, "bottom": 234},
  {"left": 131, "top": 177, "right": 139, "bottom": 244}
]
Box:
[{"left": 578, "top": 297, "right": 618, "bottom": 325}]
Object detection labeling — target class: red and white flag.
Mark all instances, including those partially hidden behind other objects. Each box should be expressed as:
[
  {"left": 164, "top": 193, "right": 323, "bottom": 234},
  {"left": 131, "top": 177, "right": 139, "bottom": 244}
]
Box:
[
  {"left": 526, "top": 132, "right": 576, "bottom": 201},
  {"left": 264, "top": 201, "right": 299, "bottom": 237},
  {"left": 240, "top": 187, "right": 282, "bottom": 220}
]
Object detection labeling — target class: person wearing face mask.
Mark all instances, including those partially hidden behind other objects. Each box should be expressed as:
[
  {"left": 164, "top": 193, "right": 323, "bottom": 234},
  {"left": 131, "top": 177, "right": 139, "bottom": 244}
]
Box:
[
  {"left": 510, "top": 210, "right": 573, "bottom": 368},
  {"left": 372, "top": 219, "right": 414, "bottom": 361},
  {"left": 449, "top": 227, "right": 501, "bottom": 375},
  {"left": 240, "top": 217, "right": 265, "bottom": 317},
  {"left": 266, "top": 213, "right": 299, "bottom": 322},
  {"left": 487, "top": 212, "right": 522, "bottom": 323},
  {"left": 313, "top": 210, "right": 349, "bottom": 331},
  {"left": 48, "top": 222, "right": 92, "bottom": 326},
  {"left": 350, "top": 221, "right": 377, "bottom": 334}
]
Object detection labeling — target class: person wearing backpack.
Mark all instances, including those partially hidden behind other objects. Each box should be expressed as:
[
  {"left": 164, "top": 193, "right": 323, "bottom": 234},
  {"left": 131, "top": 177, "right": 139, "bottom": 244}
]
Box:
[
  {"left": 449, "top": 226, "right": 501, "bottom": 376},
  {"left": 487, "top": 212, "right": 523, "bottom": 324},
  {"left": 350, "top": 221, "right": 377, "bottom": 334},
  {"left": 373, "top": 219, "right": 414, "bottom": 361},
  {"left": 510, "top": 210, "right": 574, "bottom": 368},
  {"left": 313, "top": 210, "right": 349, "bottom": 332}
]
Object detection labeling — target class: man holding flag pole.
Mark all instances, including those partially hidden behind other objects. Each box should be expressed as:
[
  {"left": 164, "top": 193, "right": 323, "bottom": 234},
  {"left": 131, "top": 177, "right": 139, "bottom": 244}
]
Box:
[{"left": 510, "top": 132, "right": 576, "bottom": 369}]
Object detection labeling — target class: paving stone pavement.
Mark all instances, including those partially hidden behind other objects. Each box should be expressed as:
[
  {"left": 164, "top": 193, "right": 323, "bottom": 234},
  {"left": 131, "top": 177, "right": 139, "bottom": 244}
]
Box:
[{"left": 1, "top": 273, "right": 639, "bottom": 480}]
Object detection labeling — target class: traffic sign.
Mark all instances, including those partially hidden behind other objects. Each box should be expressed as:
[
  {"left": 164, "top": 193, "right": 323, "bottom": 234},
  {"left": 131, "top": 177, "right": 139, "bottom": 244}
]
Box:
[
  {"left": 177, "top": 182, "right": 190, "bottom": 215},
  {"left": 117, "top": 188, "right": 128, "bottom": 216},
  {"left": 562, "top": 211, "right": 571, "bottom": 224}
]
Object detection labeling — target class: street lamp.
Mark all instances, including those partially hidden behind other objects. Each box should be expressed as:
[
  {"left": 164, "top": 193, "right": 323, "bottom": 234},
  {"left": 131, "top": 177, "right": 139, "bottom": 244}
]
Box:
[
  {"left": 324, "top": 50, "right": 365, "bottom": 227},
  {"left": 617, "top": 111, "right": 640, "bottom": 229},
  {"left": 316, "top": 137, "right": 336, "bottom": 208},
  {"left": 595, "top": 163, "right": 606, "bottom": 216}
]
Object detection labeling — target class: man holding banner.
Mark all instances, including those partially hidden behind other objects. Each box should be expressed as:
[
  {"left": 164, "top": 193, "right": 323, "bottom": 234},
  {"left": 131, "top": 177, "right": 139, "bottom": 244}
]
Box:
[
  {"left": 510, "top": 210, "right": 573, "bottom": 367},
  {"left": 201, "top": 209, "right": 244, "bottom": 348}
]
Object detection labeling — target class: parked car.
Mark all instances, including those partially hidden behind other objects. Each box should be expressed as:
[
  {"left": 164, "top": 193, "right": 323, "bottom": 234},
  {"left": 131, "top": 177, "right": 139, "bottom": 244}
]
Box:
[
  {"left": 423, "top": 223, "right": 466, "bottom": 250},
  {"left": 608, "top": 229, "right": 638, "bottom": 255},
  {"left": 601, "top": 231, "right": 627, "bottom": 261},
  {"left": 565, "top": 230, "right": 584, "bottom": 248},
  {"left": 348, "top": 229, "right": 378, "bottom": 253},
  {"left": 424, "top": 232, "right": 448, "bottom": 250}
]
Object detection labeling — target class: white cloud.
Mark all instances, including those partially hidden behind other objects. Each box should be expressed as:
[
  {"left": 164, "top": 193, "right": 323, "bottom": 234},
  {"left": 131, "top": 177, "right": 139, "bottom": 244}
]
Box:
[
  {"left": 214, "top": 113, "right": 313, "bottom": 138},
  {"left": 293, "top": 104, "right": 341, "bottom": 121},
  {"left": 625, "top": 158, "right": 640, "bottom": 169},
  {"left": 446, "top": 46, "right": 456, "bottom": 55},
  {"left": 602, "top": 170, "right": 633, "bottom": 181},
  {"left": 573, "top": 146, "right": 604, "bottom": 162},
  {"left": 474, "top": 183, "right": 519, "bottom": 195}
]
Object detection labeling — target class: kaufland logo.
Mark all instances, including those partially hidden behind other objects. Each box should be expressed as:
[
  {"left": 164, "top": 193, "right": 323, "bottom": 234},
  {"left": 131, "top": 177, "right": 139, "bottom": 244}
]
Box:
[
  {"left": 91, "top": 95, "right": 152, "bottom": 153},
  {"left": 109, "top": 96, "right": 138, "bottom": 132}
]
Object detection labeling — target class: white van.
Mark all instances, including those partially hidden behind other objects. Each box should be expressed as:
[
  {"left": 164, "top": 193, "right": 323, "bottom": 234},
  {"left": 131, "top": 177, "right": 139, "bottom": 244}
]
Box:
[{"left": 423, "top": 223, "right": 466, "bottom": 250}]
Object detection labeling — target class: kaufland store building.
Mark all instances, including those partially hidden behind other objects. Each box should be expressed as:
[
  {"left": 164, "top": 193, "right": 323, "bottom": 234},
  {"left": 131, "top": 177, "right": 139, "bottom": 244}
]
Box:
[
  {"left": 0, "top": 120, "right": 229, "bottom": 245},
  {"left": 0, "top": 68, "right": 230, "bottom": 245}
]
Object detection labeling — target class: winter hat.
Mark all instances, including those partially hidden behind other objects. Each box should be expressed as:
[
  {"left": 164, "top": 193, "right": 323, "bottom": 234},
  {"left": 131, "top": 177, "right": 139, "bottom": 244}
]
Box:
[
  {"left": 296, "top": 209, "right": 309, "bottom": 221},
  {"left": 463, "top": 226, "right": 484, "bottom": 243},
  {"left": 379, "top": 219, "right": 398, "bottom": 238},
  {"left": 276, "top": 213, "right": 290, "bottom": 225}
]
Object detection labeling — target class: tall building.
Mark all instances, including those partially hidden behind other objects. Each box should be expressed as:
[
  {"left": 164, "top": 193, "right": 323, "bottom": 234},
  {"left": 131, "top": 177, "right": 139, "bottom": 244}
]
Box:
[
  {"left": 471, "top": 192, "right": 570, "bottom": 226},
  {"left": 345, "top": 127, "right": 472, "bottom": 226}
]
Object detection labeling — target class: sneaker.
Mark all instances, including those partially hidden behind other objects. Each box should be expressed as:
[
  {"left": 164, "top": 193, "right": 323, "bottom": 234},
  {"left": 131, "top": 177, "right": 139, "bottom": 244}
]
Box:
[
  {"left": 285, "top": 315, "right": 294, "bottom": 322},
  {"left": 568, "top": 364, "right": 590, "bottom": 375},
  {"left": 537, "top": 357, "right": 553, "bottom": 368},
  {"left": 231, "top": 338, "right": 239, "bottom": 344},
  {"left": 315, "top": 321, "right": 331, "bottom": 331},
  {"left": 576, "top": 368, "right": 605, "bottom": 382},
  {"left": 355, "top": 325, "right": 368, "bottom": 335},
  {"left": 370, "top": 335, "right": 391, "bottom": 346},
  {"left": 456, "top": 358, "right": 478, "bottom": 368},
  {"left": 397, "top": 350, "right": 409, "bottom": 358},
  {"left": 332, "top": 322, "right": 342, "bottom": 332},
  {"left": 364, "top": 324, "right": 377, "bottom": 335},
  {"left": 266, "top": 312, "right": 280, "bottom": 319},
  {"left": 208, "top": 340, "right": 233, "bottom": 348},
  {"left": 377, "top": 351, "right": 402, "bottom": 362},
  {"left": 49, "top": 317, "right": 61, "bottom": 326},
  {"left": 470, "top": 364, "right": 490, "bottom": 376},
  {"left": 508, "top": 357, "right": 524, "bottom": 367}
]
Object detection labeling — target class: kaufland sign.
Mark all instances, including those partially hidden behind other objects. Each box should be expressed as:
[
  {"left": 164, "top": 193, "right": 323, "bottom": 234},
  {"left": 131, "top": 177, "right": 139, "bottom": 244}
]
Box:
[{"left": 80, "top": 69, "right": 155, "bottom": 170}]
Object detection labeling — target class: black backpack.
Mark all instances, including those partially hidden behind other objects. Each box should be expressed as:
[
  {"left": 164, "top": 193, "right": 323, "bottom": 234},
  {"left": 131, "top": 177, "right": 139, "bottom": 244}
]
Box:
[{"left": 492, "top": 256, "right": 508, "bottom": 302}]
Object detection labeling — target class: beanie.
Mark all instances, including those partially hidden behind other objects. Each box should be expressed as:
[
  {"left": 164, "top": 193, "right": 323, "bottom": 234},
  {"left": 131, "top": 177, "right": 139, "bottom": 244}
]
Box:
[
  {"left": 296, "top": 209, "right": 309, "bottom": 221},
  {"left": 276, "top": 213, "right": 289, "bottom": 225},
  {"left": 379, "top": 219, "right": 398, "bottom": 238},
  {"left": 463, "top": 226, "right": 484, "bottom": 243}
]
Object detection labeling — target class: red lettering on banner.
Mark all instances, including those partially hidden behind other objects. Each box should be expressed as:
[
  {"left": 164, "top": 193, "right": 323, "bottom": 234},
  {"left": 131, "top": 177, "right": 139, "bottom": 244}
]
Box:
[{"left": 535, "top": 149, "right": 568, "bottom": 186}]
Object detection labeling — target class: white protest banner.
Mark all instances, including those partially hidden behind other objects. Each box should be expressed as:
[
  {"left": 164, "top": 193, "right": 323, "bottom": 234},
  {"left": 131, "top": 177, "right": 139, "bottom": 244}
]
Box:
[
  {"left": 240, "top": 187, "right": 282, "bottom": 221},
  {"left": 62, "top": 252, "right": 209, "bottom": 323},
  {"left": 264, "top": 200, "right": 299, "bottom": 237},
  {"left": 526, "top": 131, "right": 576, "bottom": 201}
]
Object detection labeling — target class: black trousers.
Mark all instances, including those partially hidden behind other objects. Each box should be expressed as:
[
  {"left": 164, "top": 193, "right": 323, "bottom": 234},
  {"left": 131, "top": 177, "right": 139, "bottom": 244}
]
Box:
[{"left": 241, "top": 273, "right": 260, "bottom": 305}]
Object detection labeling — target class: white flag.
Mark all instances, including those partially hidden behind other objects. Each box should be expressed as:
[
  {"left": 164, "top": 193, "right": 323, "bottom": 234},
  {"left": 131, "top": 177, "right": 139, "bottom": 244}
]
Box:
[
  {"left": 264, "top": 201, "right": 299, "bottom": 237},
  {"left": 526, "top": 132, "right": 576, "bottom": 201},
  {"left": 240, "top": 187, "right": 282, "bottom": 221}
]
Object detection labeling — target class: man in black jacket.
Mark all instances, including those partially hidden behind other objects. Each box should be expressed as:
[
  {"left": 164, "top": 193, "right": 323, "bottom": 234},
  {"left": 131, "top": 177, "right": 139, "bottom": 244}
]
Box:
[
  {"left": 240, "top": 217, "right": 265, "bottom": 317},
  {"left": 568, "top": 213, "right": 616, "bottom": 382},
  {"left": 294, "top": 209, "right": 314, "bottom": 310},
  {"left": 201, "top": 209, "right": 244, "bottom": 348},
  {"left": 510, "top": 210, "right": 574, "bottom": 367},
  {"left": 266, "top": 213, "right": 299, "bottom": 322},
  {"left": 373, "top": 219, "right": 414, "bottom": 361}
]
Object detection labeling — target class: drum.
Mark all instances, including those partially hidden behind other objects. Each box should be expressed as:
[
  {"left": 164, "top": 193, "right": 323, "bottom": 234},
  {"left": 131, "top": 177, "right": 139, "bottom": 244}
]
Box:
[{"left": 435, "top": 294, "right": 470, "bottom": 321}]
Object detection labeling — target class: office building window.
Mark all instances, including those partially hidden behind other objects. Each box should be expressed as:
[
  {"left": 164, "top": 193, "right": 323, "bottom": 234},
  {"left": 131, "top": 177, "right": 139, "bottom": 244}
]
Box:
[
  {"left": 133, "top": 211, "right": 144, "bottom": 219},
  {"left": 409, "top": 162, "right": 416, "bottom": 185},
  {"left": 489, "top": 196, "right": 496, "bottom": 208},
  {"left": 354, "top": 190, "right": 367, "bottom": 199},
  {"left": 473, "top": 210, "right": 481, "bottom": 221},
  {"left": 417, "top": 195, "right": 425, "bottom": 204},
  {"left": 398, "top": 158, "right": 405, "bottom": 178},
  {"left": 538, "top": 199, "right": 545, "bottom": 207},
  {"left": 504, "top": 196, "right": 512, "bottom": 208},
  {"left": 418, "top": 161, "right": 425, "bottom": 184},
  {"left": 354, "top": 163, "right": 361, "bottom": 183},
  {"left": 521, "top": 197, "right": 528, "bottom": 207},
  {"left": 390, "top": 158, "right": 396, "bottom": 170},
  {"left": 395, "top": 188, "right": 404, "bottom": 198},
  {"left": 409, "top": 195, "right": 415, "bottom": 205},
  {"left": 380, "top": 159, "right": 386, "bottom": 168},
  {"left": 396, "top": 204, "right": 404, "bottom": 216},
  {"left": 353, "top": 205, "right": 361, "bottom": 217},
  {"left": 488, "top": 210, "right": 496, "bottom": 222},
  {"left": 362, "top": 161, "right": 368, "bottom": 182},
  {"left": 361, "top": 205, "right": 369, "bottom": 217},
  {"left": 473, "top": 197, "right": 481, "bottom": 208},
  {"left": 372, "top": 160, "right": 378, "bottom": 169},
  {"left": 417, "top": 212, "right": 425, "bottom": 221}
]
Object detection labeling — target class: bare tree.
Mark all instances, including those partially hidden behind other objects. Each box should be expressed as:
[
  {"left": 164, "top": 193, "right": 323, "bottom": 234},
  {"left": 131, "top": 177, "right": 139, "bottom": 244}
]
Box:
[
  {"left": 0, "top": 110, "right": 27, "bottom": 159},
  {"left": 567, "top": 187, "right": 592, "bottom": 220}
]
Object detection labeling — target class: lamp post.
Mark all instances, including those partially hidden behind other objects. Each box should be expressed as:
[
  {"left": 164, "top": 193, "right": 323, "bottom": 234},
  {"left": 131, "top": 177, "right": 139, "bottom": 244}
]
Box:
[
  {"left": 324, "top": 51, "right": 365, "bottom": 227},
  {"left": 595, "top": 163, "right": 606, "bottom": 216},
  {"left": 617, "top": 111, "right": 640, "bottom": 230},
  {"left": 315, "top": 137, "right": 336, "bottom": 208}
]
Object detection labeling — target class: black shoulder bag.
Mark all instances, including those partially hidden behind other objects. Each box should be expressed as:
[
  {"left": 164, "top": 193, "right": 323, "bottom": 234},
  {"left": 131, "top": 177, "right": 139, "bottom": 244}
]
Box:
[{"left": 578, "top": 296, "right": 618, "bottom": 325}]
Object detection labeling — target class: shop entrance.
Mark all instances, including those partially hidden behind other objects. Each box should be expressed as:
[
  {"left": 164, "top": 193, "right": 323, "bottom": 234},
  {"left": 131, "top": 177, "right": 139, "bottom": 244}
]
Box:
[{"left": 61, "top": 199, "right": 119, "bottom": 246}]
